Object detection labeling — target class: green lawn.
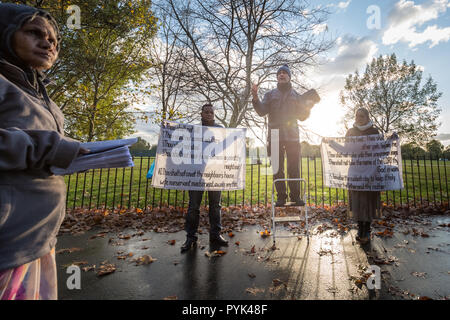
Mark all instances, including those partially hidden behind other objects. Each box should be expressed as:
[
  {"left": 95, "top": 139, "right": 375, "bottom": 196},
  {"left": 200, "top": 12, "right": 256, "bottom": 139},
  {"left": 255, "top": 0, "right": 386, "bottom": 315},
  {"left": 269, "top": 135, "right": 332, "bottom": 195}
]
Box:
[{"left": 64, "top": 157, "right": 449, "bottom": 211}]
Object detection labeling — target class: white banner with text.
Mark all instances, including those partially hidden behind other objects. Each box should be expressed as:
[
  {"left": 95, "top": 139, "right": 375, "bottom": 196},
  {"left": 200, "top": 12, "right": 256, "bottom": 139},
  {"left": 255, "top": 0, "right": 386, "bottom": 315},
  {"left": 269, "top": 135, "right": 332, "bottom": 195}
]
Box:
[
  {"left": 321, "top": 134, "right": 403, "bottom": 191},
  {"left": 152, "top": 121, "right": 246, "bottom": 191}
]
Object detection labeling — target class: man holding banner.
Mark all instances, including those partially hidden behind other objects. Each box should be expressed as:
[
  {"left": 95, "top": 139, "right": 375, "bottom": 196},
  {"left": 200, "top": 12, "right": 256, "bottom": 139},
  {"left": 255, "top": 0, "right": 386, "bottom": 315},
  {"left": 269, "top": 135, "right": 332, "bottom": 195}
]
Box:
[
  {"left": 151, "top": 104, "right": 246, "bottom": 252},
  {"left": 181, "top": 104, "right": 229, "bottom": 252},
  {"left": 252, "top": 64, "right": 320, "bottom": 206}
]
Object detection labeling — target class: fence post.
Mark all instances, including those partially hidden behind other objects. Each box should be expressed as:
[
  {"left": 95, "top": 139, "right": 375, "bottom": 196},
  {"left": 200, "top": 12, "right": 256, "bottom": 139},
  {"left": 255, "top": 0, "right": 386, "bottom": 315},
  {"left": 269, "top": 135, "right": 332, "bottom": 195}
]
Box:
[
  {"left": 80, "top": 171, "right": 87, "bottom": 209},
  {"left": 73, "top": 173, "right": 79, "bottom": 211}
]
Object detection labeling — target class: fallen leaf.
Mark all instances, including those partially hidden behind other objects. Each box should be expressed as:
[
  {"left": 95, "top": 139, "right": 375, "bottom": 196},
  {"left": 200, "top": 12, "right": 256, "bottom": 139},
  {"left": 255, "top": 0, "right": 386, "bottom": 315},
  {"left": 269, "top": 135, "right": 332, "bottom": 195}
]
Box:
[
  {"left": 260, "top": 229, "right": 271, "bottom": 238},
  {"left": 411, "top": 272, "right": 427, "bottom": 278},
  {"left": 168, "top": 240, "right": 176, "bottom": 245},
  {"left": 89, "top": 232, "right": 107, "bottom": 240},
  {"left": 56, "top": 248, "right": 82, "bottom": 254},
  {"left": 235, "top": 241, "right": 240, "bottom": 246},
  {"left": 164, "top": 295, "right": 178, "bottom": 300},
  {"left": 246, "top": 287, "right": 265, "bottom": 295},
  {"left": 82, "top": 265, "right": 96, "bottom": 272},
  {"left": 97, "top": 263, "right": 116, "bottom": 277},
  {"left": 272, "top": 279, "right": 285, "bottom": 287},
  {"left": 134, "top": 255, "right": 157, "bottom": 266},
  {"left": 248, "top": 273, "right": 256, "bottom": 278},
  {"left": 228, "top": 232, "right": 234, "bottom": 238}
]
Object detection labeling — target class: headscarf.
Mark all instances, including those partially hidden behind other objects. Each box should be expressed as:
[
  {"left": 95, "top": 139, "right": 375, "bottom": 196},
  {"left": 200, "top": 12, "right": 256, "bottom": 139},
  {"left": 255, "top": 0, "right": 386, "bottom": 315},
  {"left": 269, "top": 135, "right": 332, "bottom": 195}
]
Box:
[
  {"left": 354, "top": 108, "right": 373, "bottom": 131},
  {"left": 0, "top": 3, "right": 60, "bottom": 87}
]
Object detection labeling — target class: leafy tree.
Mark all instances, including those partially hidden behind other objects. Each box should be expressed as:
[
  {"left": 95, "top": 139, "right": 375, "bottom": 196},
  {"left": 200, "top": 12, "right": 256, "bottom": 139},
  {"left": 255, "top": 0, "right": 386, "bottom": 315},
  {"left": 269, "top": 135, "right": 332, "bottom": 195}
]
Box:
[
  {"left": 340, "top": 54, "right": 442, "bottom": 144},
  {"left": 300, "top": 141, "right": 320, "bottom": 158},
  {"left": 129, "top": 137, "right": 152, "bottom": 153},
  {"left": 9, "top": 0, "right": 158, "bottom": 141},
  {"left": 443, "top": 146, "right": 450, "bottom": 160},
  {"left": 426, "top": 139, "right": 444, "bottom": 159},
  {"left": 401, "top": 142, "right": 426, "bottom": 159}
]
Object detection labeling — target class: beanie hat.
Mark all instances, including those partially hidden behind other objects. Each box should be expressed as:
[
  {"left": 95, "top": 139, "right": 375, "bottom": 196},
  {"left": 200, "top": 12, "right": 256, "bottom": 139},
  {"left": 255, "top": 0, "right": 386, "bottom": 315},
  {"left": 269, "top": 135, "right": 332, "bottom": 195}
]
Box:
[{"left": 277, "top": 64, "right": 291, "bottom": 79}]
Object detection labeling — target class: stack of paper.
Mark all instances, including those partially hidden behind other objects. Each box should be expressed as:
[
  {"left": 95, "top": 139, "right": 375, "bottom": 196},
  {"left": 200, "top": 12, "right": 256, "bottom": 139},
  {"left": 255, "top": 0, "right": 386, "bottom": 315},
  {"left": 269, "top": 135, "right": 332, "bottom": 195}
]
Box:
[{"left": 51, "top": 138, "right": 138, "bottom": 175}]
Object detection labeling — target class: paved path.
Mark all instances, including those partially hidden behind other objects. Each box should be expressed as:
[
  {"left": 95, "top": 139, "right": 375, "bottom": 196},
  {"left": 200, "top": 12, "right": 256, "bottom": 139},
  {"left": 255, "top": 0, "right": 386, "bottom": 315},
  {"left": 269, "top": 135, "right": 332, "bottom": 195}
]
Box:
[{"left": 56, "top": 224, "right": 372, "bottom": 300}]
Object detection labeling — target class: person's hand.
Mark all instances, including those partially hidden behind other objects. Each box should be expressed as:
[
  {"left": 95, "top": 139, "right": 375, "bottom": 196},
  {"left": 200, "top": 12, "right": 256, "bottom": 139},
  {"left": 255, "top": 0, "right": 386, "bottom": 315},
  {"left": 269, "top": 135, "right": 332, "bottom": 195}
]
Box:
[
  {"left": 305, "top": 99, "right": 315, "bottom": 109},
  {"left": 78, "top": 147, "right": 90, "bottom": 155},
  {"left": 389, "top": 132, "right": 399, "bottom": 140},
  {"left": 251, "top": 83, "right": 258, "bottom": 99}
]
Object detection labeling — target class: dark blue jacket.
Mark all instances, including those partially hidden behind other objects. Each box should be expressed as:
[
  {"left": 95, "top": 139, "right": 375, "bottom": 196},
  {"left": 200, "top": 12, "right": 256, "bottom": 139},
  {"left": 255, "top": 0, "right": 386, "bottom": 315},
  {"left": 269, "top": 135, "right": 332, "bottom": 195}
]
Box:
[{"left": 252, "top": 84, "right": 312, "bottom": 142}]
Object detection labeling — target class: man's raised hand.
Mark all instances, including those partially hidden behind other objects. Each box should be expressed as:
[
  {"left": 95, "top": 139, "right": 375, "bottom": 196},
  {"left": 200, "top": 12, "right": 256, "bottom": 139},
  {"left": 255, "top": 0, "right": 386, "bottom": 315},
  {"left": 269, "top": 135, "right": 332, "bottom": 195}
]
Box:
[{"left": 251, "top": 83, "right": 258, "bottom": 99}]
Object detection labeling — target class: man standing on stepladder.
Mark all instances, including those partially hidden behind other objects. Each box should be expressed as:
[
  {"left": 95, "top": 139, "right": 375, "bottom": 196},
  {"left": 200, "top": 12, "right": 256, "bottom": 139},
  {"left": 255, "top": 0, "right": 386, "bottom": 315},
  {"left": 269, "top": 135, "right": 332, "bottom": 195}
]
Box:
[{"left": 252, "top": 65, "right": 321, "bottom": 207}]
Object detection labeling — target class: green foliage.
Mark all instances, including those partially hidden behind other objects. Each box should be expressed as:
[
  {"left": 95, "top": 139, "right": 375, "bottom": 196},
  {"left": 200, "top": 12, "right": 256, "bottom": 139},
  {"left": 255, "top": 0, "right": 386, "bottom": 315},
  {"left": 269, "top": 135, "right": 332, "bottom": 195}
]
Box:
[
  {"left": 128, "top": 137, "right": 152, "bottom": 154},
  {"left": 401, "top": 142, "right": 426, "bottom": 159},
  {"left": 301, "top": 141, "right": 321, "bottom": 158},
  {"left": 9, "top": 0, "right": 158, "bottom": 141},
  {"left": 426, "top": 139, "right": 444, "bottom": 159},
  {"left": 340, "top": 54, "right": 442, "bottom": 145}
]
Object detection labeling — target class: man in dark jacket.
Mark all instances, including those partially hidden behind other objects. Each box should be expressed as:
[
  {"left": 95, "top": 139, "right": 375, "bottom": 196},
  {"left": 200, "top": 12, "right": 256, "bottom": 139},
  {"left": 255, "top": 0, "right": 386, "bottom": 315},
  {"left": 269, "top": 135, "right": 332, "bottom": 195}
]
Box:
[
  {"left": 181, "top": 103, "right": 228, "bottom": 252},
  {"left": 252, "top": 65, "right": 320, "bottom": 206}
]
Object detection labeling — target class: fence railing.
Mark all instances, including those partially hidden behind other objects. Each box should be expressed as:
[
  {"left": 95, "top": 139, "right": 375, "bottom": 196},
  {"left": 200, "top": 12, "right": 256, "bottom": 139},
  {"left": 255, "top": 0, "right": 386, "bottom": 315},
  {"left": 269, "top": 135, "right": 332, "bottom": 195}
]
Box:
[{"left": 64, "top": 156, "right": 449, "bottom": 212}]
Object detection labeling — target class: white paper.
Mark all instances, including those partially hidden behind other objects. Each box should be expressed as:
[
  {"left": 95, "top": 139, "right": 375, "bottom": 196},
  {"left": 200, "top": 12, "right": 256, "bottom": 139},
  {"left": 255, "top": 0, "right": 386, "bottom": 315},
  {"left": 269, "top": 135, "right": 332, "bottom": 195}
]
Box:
[{"left": 51, "top": 138, "right": 137, "bottom": 175}]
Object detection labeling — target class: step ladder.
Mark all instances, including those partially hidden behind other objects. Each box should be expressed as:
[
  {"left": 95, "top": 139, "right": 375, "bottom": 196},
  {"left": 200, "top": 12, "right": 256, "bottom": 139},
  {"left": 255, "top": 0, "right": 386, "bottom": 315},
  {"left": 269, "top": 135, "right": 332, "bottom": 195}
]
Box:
[{"left": 271, "top": 178, "right": 309, "bottom": 244}]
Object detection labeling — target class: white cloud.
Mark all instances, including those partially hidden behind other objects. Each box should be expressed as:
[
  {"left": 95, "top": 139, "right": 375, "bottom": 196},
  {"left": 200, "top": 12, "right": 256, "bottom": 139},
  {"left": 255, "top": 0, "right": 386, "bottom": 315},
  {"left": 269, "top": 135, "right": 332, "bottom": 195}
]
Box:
[
  {"left": 321, "top": 36, "right": 378, "bottom": 76},
  {"left": 382, "top": 0, "right": 450, "bottom": 48},
  {"left": 312, "top": 23, "right": 328, "bottom": 35},
  {"left": 338, "top": 1, "right": 351, "bottom": 9},
  {"left": 325, "top": 1, "right": 351, "bottom": 11}
]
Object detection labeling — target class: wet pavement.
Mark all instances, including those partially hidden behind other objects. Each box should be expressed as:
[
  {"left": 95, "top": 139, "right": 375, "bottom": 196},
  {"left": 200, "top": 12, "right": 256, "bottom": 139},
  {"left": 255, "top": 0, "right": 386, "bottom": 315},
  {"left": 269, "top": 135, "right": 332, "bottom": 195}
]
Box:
[
  {"left": 55, "top": 215, "right": 449, "bottom": 300},
  {"left": 369, "top": 215, "right": 450, "bottom": 300},
  {"left": 56, "top": 225, "right": 371, "bottom": 300}
]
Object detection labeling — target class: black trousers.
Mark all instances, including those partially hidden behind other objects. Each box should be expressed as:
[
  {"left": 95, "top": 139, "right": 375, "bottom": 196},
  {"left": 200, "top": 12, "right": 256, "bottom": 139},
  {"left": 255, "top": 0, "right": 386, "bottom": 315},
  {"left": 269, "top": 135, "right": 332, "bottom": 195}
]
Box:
[
  {"left": 185, "top": 190, "right": 222, "bottom": 240},
  {"left": 273, "top": 140, "right": 301, "bottom": 201}
]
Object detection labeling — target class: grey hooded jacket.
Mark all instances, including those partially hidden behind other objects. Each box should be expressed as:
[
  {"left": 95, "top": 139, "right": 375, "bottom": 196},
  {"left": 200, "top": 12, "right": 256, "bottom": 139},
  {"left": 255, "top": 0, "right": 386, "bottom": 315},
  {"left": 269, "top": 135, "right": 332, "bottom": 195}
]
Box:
[{"left": 0, "top": 4, "right": 80, "bottom": 271}]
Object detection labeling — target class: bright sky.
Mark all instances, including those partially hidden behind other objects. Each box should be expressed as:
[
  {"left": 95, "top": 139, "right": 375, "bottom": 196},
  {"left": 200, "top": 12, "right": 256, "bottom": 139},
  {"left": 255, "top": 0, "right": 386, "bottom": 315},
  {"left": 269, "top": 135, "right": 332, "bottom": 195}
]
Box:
[
  {"left": 303, "top": 0, "right": 450, "bottom": 145},
  {"left": 130, "top": 0, "right": 450, "bottom": 147}
]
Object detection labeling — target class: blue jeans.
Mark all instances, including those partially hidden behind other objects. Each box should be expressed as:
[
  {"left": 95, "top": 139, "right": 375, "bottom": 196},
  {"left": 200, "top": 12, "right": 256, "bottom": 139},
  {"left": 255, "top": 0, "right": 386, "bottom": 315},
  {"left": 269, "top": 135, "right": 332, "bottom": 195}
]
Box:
[{"left": 185, "top": 190, "right": 222, "bottom": 240}]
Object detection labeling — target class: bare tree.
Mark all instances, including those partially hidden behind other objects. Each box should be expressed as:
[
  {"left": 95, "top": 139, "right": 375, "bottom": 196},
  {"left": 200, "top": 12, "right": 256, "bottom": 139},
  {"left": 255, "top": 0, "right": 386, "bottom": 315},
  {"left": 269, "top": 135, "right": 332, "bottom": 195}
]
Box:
[
  {"left": 147, "top": 7, "right": 193, "bottom": 124},
  {"left": 158, "top": 0, "right": 334, "bottom": 133}
]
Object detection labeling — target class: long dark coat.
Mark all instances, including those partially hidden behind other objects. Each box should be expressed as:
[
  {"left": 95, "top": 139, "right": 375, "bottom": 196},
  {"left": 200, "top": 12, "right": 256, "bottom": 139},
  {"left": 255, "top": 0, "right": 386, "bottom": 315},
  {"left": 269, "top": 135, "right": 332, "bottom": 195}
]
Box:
[{"left": 346, "top": 125, "right": 382, "bottom": 222}]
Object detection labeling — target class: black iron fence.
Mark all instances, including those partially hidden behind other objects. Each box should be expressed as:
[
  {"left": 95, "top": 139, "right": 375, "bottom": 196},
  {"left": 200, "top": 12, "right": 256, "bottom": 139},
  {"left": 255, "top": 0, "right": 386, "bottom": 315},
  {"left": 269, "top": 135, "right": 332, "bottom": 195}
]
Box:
[{"left": 65, "top": 155, "right": 449, "bottom": 212}]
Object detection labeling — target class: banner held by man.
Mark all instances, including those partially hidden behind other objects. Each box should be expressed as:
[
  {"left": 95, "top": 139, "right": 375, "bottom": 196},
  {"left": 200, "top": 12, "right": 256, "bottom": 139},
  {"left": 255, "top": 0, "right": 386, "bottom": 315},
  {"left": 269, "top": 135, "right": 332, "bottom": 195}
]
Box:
[{"left": 152, "top": 121, "right": 246, "bottom": 191}]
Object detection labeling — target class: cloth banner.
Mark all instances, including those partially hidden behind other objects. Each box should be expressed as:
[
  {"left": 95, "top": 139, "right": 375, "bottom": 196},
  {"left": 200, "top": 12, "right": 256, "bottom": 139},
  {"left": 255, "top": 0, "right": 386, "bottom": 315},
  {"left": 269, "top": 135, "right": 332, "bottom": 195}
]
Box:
[
  {"left": 152, "top": 121, "right": 246, "bottom": 191},
  {"left": 321, "top": 134, "right": 403, "bottom": 191}
]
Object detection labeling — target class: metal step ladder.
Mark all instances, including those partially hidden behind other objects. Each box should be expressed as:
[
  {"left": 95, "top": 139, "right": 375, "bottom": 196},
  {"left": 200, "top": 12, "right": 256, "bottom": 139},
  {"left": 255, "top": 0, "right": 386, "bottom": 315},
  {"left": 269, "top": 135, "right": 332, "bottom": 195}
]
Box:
[{"left": 271, "top": 178, "right": 309, "bottom": 244}]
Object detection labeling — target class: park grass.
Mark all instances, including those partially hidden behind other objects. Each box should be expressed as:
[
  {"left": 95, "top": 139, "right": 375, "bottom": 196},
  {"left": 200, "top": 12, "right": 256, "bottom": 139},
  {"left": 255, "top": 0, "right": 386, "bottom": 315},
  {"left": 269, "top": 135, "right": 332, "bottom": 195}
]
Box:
[{"left": 65, "top": 157, "right": 449, "bottom": 211}]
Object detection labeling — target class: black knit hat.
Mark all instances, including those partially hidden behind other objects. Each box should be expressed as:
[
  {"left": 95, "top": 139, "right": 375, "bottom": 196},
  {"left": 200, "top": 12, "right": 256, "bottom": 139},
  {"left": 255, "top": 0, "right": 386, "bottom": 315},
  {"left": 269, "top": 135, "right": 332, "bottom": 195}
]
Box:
[{"left": 277, "top": 64, "right": 291, "bottom": 78}]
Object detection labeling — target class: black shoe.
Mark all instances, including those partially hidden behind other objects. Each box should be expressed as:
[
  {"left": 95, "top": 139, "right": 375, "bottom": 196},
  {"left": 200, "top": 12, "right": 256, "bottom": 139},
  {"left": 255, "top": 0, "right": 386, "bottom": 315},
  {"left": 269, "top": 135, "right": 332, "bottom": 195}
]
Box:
[
  {"left": 209, "top": 235, "right": 229, "bottom": 246},
  {"left": 181, "top": 238, "right": 197, "bottom": 252},
  {"left": 364, "top": 222, "right": 371, "bottom": 242},
  {"left": 289, "top": 198, "right": 305, "bottom": 207},
  {"left": 356, "top": 221, "right": 364, "bottom": 241},
  {"left": 275, "top": 198, "right": 286, "bottom": 207}
]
